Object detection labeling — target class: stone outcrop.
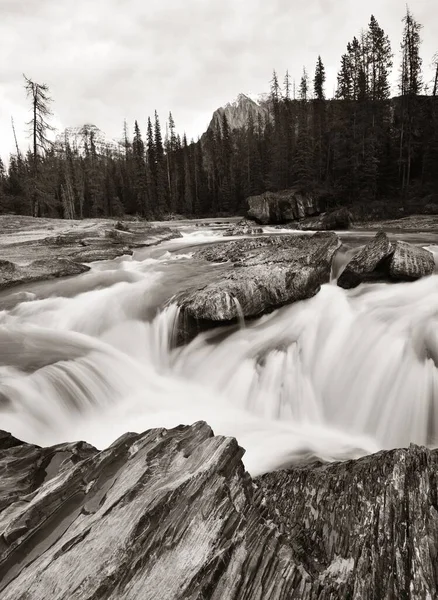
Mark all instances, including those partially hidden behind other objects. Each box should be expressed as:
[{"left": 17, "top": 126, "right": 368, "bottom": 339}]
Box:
[
  {"left": 389, "top": 240, "right": 435, "bottom": 280},
  {"left": 1, "top": 424, "right": 438, "bottom": 599},
  {"left": 247, "top": 189, "right": 326, "bottom": 225},
  {"left": 177, "top": 232, "right": 340, "bottom": 322},
  {"left": 338, "top": 231, "right": 435, "bottom": 289}
]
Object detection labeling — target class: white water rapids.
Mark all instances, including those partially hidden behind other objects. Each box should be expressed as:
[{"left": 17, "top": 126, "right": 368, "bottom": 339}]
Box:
[{"left": 0, "top": 228, "right": 437, "bottom": 476}]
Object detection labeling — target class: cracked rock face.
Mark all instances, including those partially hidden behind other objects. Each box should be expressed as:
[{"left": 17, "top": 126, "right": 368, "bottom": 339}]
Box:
[
  {"left": 2, "top": 425, "right": 438, "bottom": 599},
  {"left": 177, "top": 232, "right": 340, "bottom": 322}
]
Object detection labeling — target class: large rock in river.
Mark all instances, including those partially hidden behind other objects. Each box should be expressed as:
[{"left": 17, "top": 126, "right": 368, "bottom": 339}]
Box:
[
  {"left": 389, "top": 240, "right": 435, "bottom": 281},
  {"left": 178, "top": 232, "right": 340, "bottom": 322},
  {"left": 247, "top": 189, "right": 325, "bottom": 224},
  {"left": 1, "top": 424, "right": 438, "bottom": 598},
  {"left": 338, "top": 231, "right": 435, "bottom": 289},
  {"left": 337, "top": 231, "right": 394, "bottom": 289}
]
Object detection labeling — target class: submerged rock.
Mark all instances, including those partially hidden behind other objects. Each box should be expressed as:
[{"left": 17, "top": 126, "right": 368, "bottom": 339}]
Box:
[
  {"left": 0, "top": 258, "right": 90, "bottom": 290},
  {"left": 389, "top": 240, "right": 435, "bottom": 281},
  {"left": 337, "top": 231, "right": 394, "bottom": 289},
  {"left": 178, "top": 232, "right": 340, "bottom": 321},
  {"left": 338, "top": 231, "right": 435, "bottom": 289},
  {"left": 223, "top": 219, "right": 264, "bottom": 236},
  {"left": 247, "top": 189, "right": 325, "bottom": 224},
  {"left": 1, "top": 424, "right": 438, "bottom": 598}
]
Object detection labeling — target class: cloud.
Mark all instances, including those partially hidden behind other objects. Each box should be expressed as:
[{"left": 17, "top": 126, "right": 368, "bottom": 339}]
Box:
[{"left": 1, "top": 0, "right": 436, "bottom": 159}]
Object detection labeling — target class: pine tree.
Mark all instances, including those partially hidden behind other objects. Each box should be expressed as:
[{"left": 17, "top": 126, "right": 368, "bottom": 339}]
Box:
[
  {"left": 313, "top": 56, "right": 326, "bottom": 100},
  {"left": 367, "top": 15, "right": 393, "bottom": 101},
  {"left": 299, "top": 67, "right": 309, "bottom": 100},
  {"left": 132, "top": 121, "right": 149, "bottom": 215},
  {"left": 400, "top": 7, "right": 423, "bottom": 96}
]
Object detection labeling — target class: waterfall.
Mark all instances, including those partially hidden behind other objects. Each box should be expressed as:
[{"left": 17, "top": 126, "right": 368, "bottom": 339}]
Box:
[{"left": 0, "top": 230, "right": 437, "bottom": 476}]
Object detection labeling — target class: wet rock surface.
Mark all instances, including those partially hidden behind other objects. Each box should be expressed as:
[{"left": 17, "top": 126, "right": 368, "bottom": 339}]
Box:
[
  {"left": 0, "top": 216, "right": 181, "bottom": 290},
  {"left": 338, "top": 231, "right": 435, "bottom": 289},
  {"left": 177, "top": 232, "right": 340, "bottom": 321},
  {"left": 247, "top": 189, "right": 325, "bottom": 224},
  {"left": 0, "top": 258, "right": 90, "bottom": 289},
  {"left": 1, "top": 424, "right": 438, "bottom": 599}
]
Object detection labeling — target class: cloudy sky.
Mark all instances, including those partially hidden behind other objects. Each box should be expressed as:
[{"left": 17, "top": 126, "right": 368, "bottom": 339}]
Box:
[{"left": 1, "top": 0, "right": 436, "bottom": 160}]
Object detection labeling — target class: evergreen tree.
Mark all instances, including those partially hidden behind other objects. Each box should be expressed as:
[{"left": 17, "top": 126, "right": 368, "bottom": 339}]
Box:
[
  {"left": 314, "top": 56, "right": 326, "bottom": 100},
  {"left": 400, "top": 7, "right": 423, "bottom": 96}
]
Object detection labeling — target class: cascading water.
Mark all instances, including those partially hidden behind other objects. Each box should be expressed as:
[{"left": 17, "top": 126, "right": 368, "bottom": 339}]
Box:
[{"left": 0, "top": 228, "right": 437, "bottom": 476}]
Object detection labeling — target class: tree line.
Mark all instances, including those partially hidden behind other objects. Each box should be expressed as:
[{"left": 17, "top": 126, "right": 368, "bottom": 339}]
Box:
[{"left": 1, "top": 6, "right": 437, "bottom": 220}]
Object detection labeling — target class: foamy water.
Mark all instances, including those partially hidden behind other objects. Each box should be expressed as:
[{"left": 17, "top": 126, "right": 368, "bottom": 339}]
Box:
[{"left": 0, "top": 229, "right": 437, "bottom": 476}]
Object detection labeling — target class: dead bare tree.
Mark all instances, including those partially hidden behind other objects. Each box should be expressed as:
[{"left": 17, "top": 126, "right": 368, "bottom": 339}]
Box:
[{"left": 23, "top": 74, "right": 55, "bottom": 216}]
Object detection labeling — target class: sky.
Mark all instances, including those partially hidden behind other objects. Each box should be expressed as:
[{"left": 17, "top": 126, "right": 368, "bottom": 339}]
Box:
[{"left": 0, "top": 0, "right": 437, "bottom": 161}]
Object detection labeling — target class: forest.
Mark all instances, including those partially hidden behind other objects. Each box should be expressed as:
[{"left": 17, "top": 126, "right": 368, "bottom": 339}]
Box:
[{"left": 0, "top": 7, "right": 437, "bottom": 220}]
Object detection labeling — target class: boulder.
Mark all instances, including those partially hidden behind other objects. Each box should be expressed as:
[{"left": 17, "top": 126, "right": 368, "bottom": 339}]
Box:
[
  {"left": 389, "top": 240, "right": 435, "bottom": 281},
  {"left": 247, "top": 189, "right": 326, "bottom": 225},
  {"left": 2, "top": 425, "right": 438, "bottom": 598},
  {"left": 337, "top": 232, "right": 435, "bottom": 289},
  {"left": 299, "top": 207, "right": 353, "bottom": 231},
  {"left": 178, "top": 232, "right": 340, "bottom": 322},
  {"left": 0, "top": 258, "right": 90, "bottom": 290},
  {"left": 337, "top": 231, "right": 394, "bottom": 289}
]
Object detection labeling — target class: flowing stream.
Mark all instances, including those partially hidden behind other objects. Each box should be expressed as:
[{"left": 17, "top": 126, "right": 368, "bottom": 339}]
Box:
[{"left": 1, "top": 225, "right": 438, "bottom": 476}]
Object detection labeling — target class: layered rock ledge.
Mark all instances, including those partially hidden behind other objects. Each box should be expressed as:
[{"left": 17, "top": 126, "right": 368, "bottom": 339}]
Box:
[
  {"left": 1, "top": 424, "right": 438, "bottom": 599},
  {"left": 177, "top": 232, "right": 340, "bottom": 322},
  {"left": 0, "top": 216, "right": 181, "bottom": 290}
]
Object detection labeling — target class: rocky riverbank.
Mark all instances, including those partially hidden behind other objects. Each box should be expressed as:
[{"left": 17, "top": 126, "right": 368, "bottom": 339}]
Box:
[
  {"left": 1, "top": 423, "right": 437, "bottom": 599},
  {"left": 0, "top": 216, "right": 182, "bottom": 290}
]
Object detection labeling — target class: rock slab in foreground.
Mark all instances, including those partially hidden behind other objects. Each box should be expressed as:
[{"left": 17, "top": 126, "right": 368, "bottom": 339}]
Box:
[
  {"left": 256, "top": 445, "right": 438, "bottom": 599},
  {"left": 247, "top": 189, "right": 325, "bottom": 224},
  {"left": 2, "top": 425, "right": 438, "bottom": 598},
  {"left": 338, "top": 231, "right": 435, "bottom": 289},
  {"left": 0, "top": 424, "right": 309, "bottom": 600},
  {"left": 178, "top": 232, "right": 340, "bottom": 321}
]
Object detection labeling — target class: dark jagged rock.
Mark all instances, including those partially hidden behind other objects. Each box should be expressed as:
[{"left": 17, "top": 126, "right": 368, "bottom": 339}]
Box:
[
  {"left": 256, "top": 445, "right": 438, "bottom": 599},
  {"left": 247, "top": 189, "right": 326, "bottom": 225},
  {"left": 337, "top": 231, "right": 394, "bottom": 289},
  {"left": 389, "top": 240, "right": 435, "bottom": 281},
  {"left": 2, "top": 425, "right": 438, "bottom": 598},
  {"left": 0, "top": 258, "right": 90, "bottom": 290},
  {"left": 178, "top": 233, "right": 340, "bottom": 322},
  {"left": 299, "top": 207, "right": 353, "bottom": 231},
  {"left": 337, "top": 232, "right": 435, "bottom": 289}
]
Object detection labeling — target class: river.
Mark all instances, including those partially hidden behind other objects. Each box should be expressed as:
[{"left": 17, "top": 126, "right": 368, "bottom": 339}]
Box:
[{"left": 0, "top": 224, "right": 437, "bottom": 476}]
